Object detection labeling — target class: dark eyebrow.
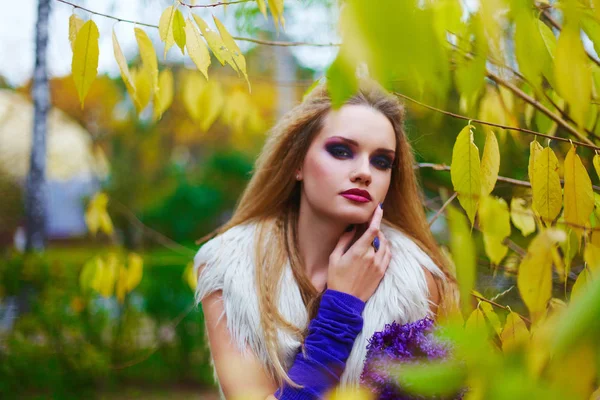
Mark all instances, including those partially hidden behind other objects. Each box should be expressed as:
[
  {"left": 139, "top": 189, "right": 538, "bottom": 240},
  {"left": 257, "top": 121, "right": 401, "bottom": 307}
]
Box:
[{"left": 327, "top": 136, "right": 396, "bottom": 157}]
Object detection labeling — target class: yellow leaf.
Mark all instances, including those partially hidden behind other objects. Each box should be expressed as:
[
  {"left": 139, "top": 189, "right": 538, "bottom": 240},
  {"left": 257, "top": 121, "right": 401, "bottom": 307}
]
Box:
[
  {"left": 126, "top": 253, "right": 143, "bottom": 292},
  {"left": 479, "top": 196, "right": 510, "bottom": 264},
  {"left": 560, "top": 228, "right": 579, "bottom": 279},
  {"left": 213, "top": 15, "right": 251, "bottom": 91},
  {"left": 112, "top": 29, "right": 140, "bottom": 110},
  {"left": 84, "top": 192, "right": 113, "bottom": 236},
  {"left": 184, "top": 261, "right": 197, "bottom": 291},
  {"left": 517, "top": 229, "right": 566, "bottom": 322},
  {"left": 451, "top": 124, "right": 481, "bottom": 224},
  {"left": 326, "top": 387, "right": 374, "bottom": 400},
  {"left": 99, "top": 213, "right": 114, "bottom": 236},
  {"left": 80, "top": 257, "right": 99, "bottom": 293},
  {"left": 131, "top": 66, "right": 152, "bottom": 113},
  {"left": 478, "top": 300, "right": 502, "bottom": 335},
  {"left": 528, "top": 140, "right": 543, "bottom": 188},
  {"left": 92, "top": 254, "right": 118, "bottom": 298},
  {"left": 465, "top": 308, "right": 486, "bottom": 333},
  {"left": 447, "top": 205, "right": 476, "bottom": 317},
  {"left": 555, "top": 24, "right": 592, "bottom": 127},
  {"left": 116, "top": 265, "right": 128, "bottom": 304},
  {"left": 500, "top": 311, "right": 529, "bottom": 353},
  {"left": 267, "top": 0, "right": 286, "bottom": 29},
  {"left": 564, "top": 145, "right": 594, "bottom": 239},
  {"left": 159, "top": 6, "right": 177, "bottom": 58},
  {"left": 71, "top": 20, "right": 99, "bottom": 108},
  {"left": 257, "top": 0, "right": 267, "bottom": 18},
  {"left": 153, "top": 69, "right": 173, "bottom": 121},
  {"left": 192, "top": 14, "right": 236, "bottom": 69},
  {"left": 593, "top": 153, "right": 600, "bottom": 181},
  {"left": 584, "top": 240, "right": 600, "bottom": 273},
  {"left": 571, "top": 267, "right": 593, "bottom": 302},
  {"left": 172, "top": 9, "right": 186, "bottom": 54},
  {"left": 532, "top": 146, "right": 562, "bottom": 225},
  {"left": 547, "top": 340, "right": 598, "bottom": 399},
  {"left": 480, "top": 130, "right": 500, "bottom": 196},
  {"left": 184, "top": 18, "right": 211, "bottom": 79},
  {"left": 68, "top": 14, "right": 84, "bottom": 51},
  {"left": 510, "top": 197, "right": 536, "bottom": 237},
  {"left": 134, "top": 28, "right": 159, "bottom": 97},
  {"left": 182, "top": 71, "right": 206, "bottom": 121},
  {"left": 198, "top": 80, "right": 225, "bottom": 131},
  {"left": 90, "top": 257, "right": 105, "bottom": 294}
]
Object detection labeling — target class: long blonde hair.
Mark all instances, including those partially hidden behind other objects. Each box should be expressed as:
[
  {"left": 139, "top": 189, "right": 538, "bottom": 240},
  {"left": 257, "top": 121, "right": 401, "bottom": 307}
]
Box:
[{"left": 197, "top": 79, "right": 459, "bottom": 387}]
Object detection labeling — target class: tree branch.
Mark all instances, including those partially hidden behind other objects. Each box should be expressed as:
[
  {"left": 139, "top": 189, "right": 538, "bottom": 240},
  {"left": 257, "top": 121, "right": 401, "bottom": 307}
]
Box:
[
  {"left": 471, "top": 292, "right": 532, "bottom": 325},
  {"left": 178, "top": 0, "right": 254, "bottom": 8},
  {"left": 428, "top": 192, "right": 457, "bottom": 227},
  {"left": 538, "top": 5, "right": 600, "bottom": 68},
  {"left": 394, "top": 91, "right": 600, "bottom": 151},
  {"left": 54, "top": 0, "right": 339, "bottom": 47},
  {"left": 487, "top": 73, "right": 595, "bottom": 146}
]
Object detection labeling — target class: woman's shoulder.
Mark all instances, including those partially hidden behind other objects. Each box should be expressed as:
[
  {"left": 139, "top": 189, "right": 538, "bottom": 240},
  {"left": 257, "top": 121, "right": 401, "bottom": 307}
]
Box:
[
  {"left": 193, "top": 220, "right": 261, "bottom": 304},
  {"left": 194, "top": 221, "right": 259, "bottom": 265}
]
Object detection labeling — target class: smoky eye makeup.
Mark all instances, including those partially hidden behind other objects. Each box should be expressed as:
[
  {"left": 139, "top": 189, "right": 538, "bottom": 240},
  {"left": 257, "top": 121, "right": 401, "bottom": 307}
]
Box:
[{"left": 325, "top": 142, "right": 394, "bottom": 170}]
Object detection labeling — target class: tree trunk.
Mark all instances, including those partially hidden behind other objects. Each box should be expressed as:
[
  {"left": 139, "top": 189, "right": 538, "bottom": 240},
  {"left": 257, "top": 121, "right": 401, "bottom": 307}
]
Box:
[{"left": 26, "top": 0, "right": 51, "bottom": 252}]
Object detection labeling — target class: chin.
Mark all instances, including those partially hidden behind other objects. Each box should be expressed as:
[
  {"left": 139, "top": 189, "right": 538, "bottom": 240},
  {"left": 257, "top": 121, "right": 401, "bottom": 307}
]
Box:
[{"left": 332, "top": 205, "right": 373, "bottom": 225}]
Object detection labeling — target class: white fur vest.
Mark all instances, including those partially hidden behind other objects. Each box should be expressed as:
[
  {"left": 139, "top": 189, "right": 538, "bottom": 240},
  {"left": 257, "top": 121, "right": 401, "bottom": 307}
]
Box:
[{"left": 193, "top": 220, "right": 446, "bottom": 397}]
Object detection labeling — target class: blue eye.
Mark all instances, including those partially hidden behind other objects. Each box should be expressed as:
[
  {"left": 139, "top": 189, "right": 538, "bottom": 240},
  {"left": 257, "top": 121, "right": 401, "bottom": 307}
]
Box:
[{"left": 326, "top": 143, "right": 393, "bottom": 170}]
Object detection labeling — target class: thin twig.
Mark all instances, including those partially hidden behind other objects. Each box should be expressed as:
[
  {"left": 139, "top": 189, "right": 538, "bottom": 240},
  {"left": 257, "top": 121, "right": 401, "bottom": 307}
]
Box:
[
  {"left": 428, "top": 192, "right": 457, "bottom": 226},
  {"left": 178, "top": 0, "right": 253, "bottom": 8},
  {"left": 54, "top": 0, "right": 339, "bottom": 47},
  {"left": 488, "top": 73, "right": 595, "bottom": 146},
  {"left": 471, "top": 292, "right": 531, "bottom": 325},
  {"left": 110, "top": 201, "right": 196, "bottom": 257},
  {"left": 539, "top": 7, "right": 600, "bottom": 68},
  {"left": 395, "top": 91, "right": 600, "bottom": 151},
  {"left": 111, "top": 301, "right": 196, "bottom": 369},
  {"left": 416, "top": 162, "right": 600, "bottom": 193},
  {"left": 55, "top": 0, "right": 158, "bottom": 28},
  {"left": 489, "top": 285, "right": 514, "bottom": 303}
]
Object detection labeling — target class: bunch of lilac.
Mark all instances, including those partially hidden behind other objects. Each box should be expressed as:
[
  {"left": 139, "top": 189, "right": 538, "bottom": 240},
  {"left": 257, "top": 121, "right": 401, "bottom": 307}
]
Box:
[{"left": 359, "top": 317, "right": 464, "bottom": 400}]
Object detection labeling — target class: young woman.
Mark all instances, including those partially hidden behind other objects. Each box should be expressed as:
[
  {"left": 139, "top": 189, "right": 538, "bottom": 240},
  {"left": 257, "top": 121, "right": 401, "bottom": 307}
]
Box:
[{"left": 193, "top": 79, "right": 459, "bottom": 399}]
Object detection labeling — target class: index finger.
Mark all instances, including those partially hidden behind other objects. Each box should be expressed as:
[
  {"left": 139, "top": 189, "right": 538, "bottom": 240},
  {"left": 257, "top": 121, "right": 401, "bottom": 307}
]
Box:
[{"left": 354, "top": 204, "right": 383, "bottom": 250}]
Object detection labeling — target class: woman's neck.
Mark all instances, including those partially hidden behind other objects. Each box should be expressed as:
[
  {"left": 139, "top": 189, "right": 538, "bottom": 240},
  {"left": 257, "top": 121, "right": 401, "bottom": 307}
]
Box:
[{"left": 296, "top": 198, "right": 349, "bottom": 291}]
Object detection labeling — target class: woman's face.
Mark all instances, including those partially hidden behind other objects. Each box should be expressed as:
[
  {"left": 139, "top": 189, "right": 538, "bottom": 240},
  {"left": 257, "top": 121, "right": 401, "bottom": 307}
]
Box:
[{"left": 298, "top": 104, "right": 397, "bottom": 224}]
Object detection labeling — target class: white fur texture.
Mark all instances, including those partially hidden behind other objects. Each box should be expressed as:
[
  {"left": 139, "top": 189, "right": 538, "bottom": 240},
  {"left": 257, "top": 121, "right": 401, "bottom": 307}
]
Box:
[{"left": 193, "top": 221, "right": 445, "bottom": 396}]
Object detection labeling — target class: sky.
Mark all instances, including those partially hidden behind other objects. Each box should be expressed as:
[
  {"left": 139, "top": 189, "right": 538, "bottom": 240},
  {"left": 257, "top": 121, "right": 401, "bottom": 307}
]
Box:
[{"left": 0, "top": 0, "right": 340, "bottom": 87}]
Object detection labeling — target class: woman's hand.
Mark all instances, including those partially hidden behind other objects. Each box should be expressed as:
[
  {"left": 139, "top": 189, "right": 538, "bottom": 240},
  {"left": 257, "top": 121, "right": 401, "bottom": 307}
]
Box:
[{"left": 327, "top": 204, "right": 392, "bottom": 302}]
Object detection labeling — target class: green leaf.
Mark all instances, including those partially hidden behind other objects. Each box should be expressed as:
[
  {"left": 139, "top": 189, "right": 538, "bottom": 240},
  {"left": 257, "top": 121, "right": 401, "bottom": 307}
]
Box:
[
  {"left": 326, "top": 52, "right": 357, "bottom": 109},
  {"left": 447, "top": 205, "right": 476, "bottom": 317},
  {"left": 555, "top": 24, "right": 592, "bottom": 127}
]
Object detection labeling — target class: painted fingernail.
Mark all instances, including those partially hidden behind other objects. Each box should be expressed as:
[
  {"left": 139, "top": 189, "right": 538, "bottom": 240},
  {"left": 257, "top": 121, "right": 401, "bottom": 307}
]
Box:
[{"left": 379, "top": 202, "right": 383, "bottom": 209}]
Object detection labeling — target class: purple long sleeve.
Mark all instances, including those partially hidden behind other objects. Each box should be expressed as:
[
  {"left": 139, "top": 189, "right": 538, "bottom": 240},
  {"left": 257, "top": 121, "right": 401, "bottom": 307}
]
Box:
[{"left": 275, "top": 289, "right": 366, "bottom": 400}]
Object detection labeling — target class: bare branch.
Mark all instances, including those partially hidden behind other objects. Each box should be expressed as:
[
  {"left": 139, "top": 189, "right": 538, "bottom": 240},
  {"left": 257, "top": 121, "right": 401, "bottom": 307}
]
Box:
[
  {"left": 54, "top": 0, "right": 339, "bottom": 47},
  {"left": 394, "top": 91, "right": 600, "bottom": 151}
]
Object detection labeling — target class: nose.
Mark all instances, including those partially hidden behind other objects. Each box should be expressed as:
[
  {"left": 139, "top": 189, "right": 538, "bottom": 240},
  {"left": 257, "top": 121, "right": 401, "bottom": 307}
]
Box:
[{"left": 350, "top": 155, "right": 371, "bottom": 186}]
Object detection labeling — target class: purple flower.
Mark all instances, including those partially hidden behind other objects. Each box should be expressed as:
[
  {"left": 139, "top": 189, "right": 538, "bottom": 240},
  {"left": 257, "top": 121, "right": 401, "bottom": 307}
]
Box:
[{"left": 360, "top": 317, "right": 464, "bottom": 400}]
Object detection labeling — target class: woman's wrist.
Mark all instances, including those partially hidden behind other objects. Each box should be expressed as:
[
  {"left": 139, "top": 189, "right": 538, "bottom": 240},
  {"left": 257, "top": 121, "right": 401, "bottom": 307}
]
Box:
[
  {"left": 275, "top": 289, "right": 365, "bottom": 399},
  {"left": 321, "top": 289, "right": 366, "bottom": 315}
]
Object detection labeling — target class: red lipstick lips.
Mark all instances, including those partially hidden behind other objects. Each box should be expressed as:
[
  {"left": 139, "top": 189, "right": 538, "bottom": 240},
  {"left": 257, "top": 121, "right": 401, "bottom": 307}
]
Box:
[{"left": 340, "top": 188, "right": 372, "bottom": 203}]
